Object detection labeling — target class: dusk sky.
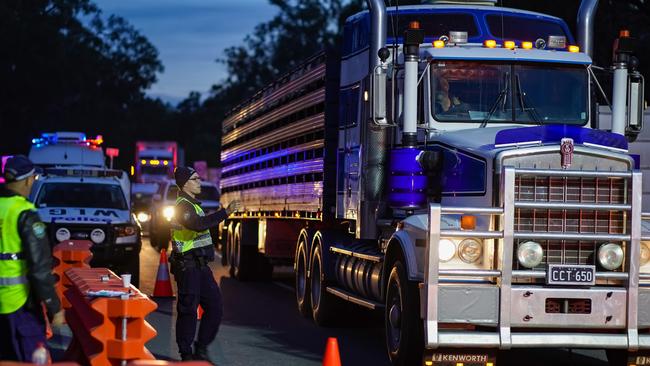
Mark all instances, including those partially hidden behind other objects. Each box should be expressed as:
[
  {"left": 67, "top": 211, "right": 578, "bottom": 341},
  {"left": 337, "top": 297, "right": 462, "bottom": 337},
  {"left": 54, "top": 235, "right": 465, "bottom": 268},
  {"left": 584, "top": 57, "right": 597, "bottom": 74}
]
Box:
[{"left": 94, "top": 0, "right": 278, "bottom": 104}]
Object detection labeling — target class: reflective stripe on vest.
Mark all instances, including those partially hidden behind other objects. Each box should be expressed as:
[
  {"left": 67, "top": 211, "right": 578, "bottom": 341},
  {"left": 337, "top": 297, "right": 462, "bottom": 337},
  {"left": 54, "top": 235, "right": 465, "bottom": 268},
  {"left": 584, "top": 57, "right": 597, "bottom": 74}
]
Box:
[
  {"left": 171, "top": 197, "right": 213, "bottom": 254},
  {"left": 0, "top": 196, "right": 34, "bottom": 314}
]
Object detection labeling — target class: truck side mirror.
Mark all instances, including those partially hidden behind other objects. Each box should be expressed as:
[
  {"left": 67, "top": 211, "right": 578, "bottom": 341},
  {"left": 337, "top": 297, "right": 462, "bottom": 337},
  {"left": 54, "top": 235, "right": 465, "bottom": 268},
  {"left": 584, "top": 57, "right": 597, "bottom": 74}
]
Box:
[
  {"left": 370, "top": 47, "right": 391, "bottom": 126},
  {"left": 626, "top": 70, "right": 645, "bottom": 141}
]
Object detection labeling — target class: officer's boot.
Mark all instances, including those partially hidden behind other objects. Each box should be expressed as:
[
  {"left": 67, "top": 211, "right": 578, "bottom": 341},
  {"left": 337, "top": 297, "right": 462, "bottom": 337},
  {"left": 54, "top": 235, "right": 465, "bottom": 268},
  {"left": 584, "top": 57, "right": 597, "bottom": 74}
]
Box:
[
  {"left": 180, "top": 353, "right": 194, "bottom": 361},
  {"left": 194, "top": 343, "right": 215, "bottom": 365}
]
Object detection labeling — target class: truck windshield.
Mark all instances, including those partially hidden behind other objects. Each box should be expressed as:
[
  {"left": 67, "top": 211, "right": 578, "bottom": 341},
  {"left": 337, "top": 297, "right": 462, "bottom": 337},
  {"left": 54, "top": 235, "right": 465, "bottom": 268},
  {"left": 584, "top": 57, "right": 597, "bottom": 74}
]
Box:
[
  {"left": 35, "top": 183, "right": 127, "bottom": 210},
  {"left": 431, "top": 61, "right": 588, "bottom": 125}
]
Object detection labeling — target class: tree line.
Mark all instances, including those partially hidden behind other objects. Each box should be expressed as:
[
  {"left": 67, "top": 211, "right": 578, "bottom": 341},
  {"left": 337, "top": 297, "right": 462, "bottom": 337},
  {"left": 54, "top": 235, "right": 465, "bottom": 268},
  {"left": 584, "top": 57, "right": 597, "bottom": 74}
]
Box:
[{"left": 0, "top": 0, "right": 648, "bottom": 171}]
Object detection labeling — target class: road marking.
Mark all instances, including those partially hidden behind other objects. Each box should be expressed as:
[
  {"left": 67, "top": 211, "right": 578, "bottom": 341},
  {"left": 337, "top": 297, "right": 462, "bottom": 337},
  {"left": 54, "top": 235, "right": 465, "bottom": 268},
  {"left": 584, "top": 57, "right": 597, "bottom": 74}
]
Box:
[
  {"left": 273, "top": 281, "right": 294, "bottom": 293},
  {"left": 215, "top": 251, "right": 222, "bottom": 259}
]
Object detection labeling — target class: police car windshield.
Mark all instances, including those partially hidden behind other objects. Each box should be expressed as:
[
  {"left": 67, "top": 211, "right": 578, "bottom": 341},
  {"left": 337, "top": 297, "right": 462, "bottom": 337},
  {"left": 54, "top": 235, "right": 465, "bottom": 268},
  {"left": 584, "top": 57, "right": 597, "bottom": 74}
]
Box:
[
  {"left": 35, "top": 183, "right": 127, "bottom": 210},
  {"left": 431, "top": 60, "right": 588, "bottom": 125}
]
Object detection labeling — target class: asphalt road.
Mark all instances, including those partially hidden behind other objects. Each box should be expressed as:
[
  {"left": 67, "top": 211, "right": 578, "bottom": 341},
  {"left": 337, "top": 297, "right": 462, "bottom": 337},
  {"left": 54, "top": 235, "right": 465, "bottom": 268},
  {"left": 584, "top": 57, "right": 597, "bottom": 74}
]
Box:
[{"left": 51, "top": 238, "right": 611, "bottom": 366}]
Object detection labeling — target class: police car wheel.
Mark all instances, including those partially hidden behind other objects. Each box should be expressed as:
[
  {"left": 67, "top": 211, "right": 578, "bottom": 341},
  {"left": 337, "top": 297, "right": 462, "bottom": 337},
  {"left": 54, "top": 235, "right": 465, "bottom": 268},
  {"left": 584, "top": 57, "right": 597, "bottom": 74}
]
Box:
[
  {"left": 295, "top": 240, "right": 311, "bottom": 318},
  {"left": 386, "top": 260, "right": 423, "bottom": 366}
]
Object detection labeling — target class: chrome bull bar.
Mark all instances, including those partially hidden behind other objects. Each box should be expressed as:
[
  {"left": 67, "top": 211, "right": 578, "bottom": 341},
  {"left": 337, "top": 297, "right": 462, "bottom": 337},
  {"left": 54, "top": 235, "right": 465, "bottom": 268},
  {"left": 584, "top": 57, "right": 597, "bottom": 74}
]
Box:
[{"left": 424, "top": 167, "right": 647, "bottom": 350}]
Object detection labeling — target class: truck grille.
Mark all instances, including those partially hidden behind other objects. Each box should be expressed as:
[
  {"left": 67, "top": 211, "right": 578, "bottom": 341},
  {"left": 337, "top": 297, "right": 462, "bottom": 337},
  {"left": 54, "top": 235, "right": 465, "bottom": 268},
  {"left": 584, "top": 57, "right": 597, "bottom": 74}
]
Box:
[{"left": 513, "top": 175, "right": 627, "bottom": 270}]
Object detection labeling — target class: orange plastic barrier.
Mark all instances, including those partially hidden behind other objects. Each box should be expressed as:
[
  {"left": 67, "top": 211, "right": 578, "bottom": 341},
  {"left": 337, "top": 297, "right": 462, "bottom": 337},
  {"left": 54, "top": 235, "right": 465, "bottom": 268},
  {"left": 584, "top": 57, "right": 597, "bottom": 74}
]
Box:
[
  {"left": 128, "top": 361, "right": 211, "bottom": 366},
  {"left": 322, "top": 337, "right": 342, "bottom": 366},
  {"left": 52, "top": 240, "right": 93, "bottom": 309},
  {"left": 63, "top": 268, "right": 157, "bottom": 366}
]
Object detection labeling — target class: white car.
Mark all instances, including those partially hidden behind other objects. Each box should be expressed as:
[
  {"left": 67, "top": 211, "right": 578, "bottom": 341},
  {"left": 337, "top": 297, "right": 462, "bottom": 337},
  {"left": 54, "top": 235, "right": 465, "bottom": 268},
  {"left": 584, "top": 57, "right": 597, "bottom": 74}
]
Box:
[{"left": 30, "top": 167, "right": 142, "bottom": 286}]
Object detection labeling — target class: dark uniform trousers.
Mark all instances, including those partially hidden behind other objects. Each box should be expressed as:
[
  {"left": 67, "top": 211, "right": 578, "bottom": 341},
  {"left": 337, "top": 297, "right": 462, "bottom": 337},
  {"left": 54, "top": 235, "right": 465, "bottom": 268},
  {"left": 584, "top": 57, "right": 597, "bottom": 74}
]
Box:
[
  {"left": 0, "top": 306, "right": 46, "bottom": 361},
  {"left": 175, "top": 260, "right": 223, "bottom": 355}
]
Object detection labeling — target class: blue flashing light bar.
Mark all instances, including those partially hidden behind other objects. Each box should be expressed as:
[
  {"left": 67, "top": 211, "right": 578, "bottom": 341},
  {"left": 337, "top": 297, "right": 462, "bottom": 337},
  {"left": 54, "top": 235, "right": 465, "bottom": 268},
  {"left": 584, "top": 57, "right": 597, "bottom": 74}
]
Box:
[{"left": 31, "top": 132, "right": 103, "bottom": 147}]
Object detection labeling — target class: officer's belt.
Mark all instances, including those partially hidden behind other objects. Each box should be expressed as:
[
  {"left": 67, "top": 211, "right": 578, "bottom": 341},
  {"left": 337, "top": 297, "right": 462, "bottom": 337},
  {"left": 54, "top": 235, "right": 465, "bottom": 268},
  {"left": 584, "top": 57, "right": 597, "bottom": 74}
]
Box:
[
  {"left": 0, "top": 275, "right": 28, "bottom": 286},
  {"left": 0, "top": 252, "right": 24, "bottom": 260}
]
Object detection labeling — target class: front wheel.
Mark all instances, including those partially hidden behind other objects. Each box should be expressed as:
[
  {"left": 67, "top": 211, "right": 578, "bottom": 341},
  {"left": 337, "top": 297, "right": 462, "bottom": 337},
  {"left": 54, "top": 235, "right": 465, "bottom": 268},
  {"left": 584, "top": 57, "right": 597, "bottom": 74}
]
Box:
[
  {"left": 231, "top": 224, "right": 255, "bottom": 280},
  {"left": 385, "top": 260, "right": 423, "bottom": 366}
]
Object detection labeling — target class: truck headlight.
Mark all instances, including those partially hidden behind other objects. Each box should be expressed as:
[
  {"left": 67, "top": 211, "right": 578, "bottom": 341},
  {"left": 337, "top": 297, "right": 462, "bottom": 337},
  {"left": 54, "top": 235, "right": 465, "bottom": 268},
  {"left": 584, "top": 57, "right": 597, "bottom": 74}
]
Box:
[
  {"left": 136, "top": 212, "right": 150, "bottom": 223},
  {"left": 598, "top": 243, "right": 624, "bottom": 270},
  {"left": 439, "top": 239, "right": 456, "bottom": 262},
  {"left": 55, "top": 228, "right": 71, "bottom": 242},
  {"left": 517, "top": 241, "right": 543, "bottom": 268},
  {"left": 162, "top": 206, "right": 175, "bottom": 221},
  {"left": 641, "top": 242, "right": 650, "bottom": 266},
  {"left": 458, "top": 238, "right": 482, "bottom": 263}
]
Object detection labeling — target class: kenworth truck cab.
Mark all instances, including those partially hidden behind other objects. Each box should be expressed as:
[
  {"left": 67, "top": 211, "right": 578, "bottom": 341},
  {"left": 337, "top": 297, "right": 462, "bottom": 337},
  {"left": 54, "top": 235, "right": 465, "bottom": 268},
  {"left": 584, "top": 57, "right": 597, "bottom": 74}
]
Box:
[{"left": 220, "top": 1, "right": 647, "bottom": 364}]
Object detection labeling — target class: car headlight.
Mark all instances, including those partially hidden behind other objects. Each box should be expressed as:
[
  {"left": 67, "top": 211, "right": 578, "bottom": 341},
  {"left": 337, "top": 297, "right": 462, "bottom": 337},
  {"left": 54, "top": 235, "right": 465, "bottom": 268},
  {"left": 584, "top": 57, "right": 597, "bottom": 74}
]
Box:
[
  {"left": 598, "top": 243, "right": 624, "bottom": 270},
  {"left": 136, "top": 212, "right": 150, "bottom": 223},
  {"left": 641, "top": 242, "right": 650, "bottom": 266},
  {"left": 55, "top": 228, "right": 71, "bottom": 242},
  {"left": 439, "top": 239, "right": 456, "bottom": 262},
  {"left": 517, "top": 241, "right": 543, "bottom": 268},
  {"left": 458, "top": 238, "right": 483, "bottom": 263},
  {"left": 162, "top": 206, "right": 175, "bottom": 221},
  {"left": 90, "top": 228, "right": 106, "bottom": 244}
]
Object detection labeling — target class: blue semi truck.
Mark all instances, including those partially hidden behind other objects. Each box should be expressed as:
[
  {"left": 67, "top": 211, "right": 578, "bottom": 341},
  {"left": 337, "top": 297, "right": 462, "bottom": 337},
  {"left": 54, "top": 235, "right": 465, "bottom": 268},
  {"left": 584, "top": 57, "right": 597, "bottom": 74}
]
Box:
[{"left": 219, "top": 1, "right": 648, "bottom": 364}]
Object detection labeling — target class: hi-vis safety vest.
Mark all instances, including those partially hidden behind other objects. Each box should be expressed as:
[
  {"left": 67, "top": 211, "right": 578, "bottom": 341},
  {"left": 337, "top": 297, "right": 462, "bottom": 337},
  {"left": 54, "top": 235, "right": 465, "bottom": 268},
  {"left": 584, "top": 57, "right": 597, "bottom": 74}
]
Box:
[
  {"left": 171, "top": 196, "right": 213, "bottom": 254},
  {"left": 0, "top": 196, "right": 34, "bottom": 314}
]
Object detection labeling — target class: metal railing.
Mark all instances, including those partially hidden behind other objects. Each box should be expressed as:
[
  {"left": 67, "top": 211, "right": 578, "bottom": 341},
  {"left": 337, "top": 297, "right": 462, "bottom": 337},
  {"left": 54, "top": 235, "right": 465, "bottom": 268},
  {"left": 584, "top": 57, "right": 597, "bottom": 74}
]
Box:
[{"left": 424, "top": 166, "right": 645, "bottom": 350}]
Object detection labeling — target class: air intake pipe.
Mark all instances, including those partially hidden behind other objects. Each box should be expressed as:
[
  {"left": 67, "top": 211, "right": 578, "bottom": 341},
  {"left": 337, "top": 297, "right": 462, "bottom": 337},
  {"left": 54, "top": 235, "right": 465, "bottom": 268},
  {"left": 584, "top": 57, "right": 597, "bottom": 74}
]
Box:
[{"left": 577, "top": 0, "right": 599, "bottom": 58}]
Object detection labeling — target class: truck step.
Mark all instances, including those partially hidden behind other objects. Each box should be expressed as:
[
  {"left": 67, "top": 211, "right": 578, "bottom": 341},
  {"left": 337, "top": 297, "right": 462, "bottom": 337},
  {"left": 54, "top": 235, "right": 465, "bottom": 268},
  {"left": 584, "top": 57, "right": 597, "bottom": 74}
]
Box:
[
  {"left": 330, "top": 244, "right": 383, "bottom": 263},
  {"left": 326, "top": 286, "right": 384, "bottom": 310}
]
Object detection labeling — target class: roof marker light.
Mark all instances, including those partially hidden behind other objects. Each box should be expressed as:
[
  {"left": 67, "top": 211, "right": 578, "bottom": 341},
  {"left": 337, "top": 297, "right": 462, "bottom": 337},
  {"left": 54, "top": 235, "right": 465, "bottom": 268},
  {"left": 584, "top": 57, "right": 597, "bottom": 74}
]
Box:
[
  {"left": 409, "top": 21, "right": 420, "bottom": 30},
  {"left": 483, "top": 39, "right": 497, "bottom": 48},
  {"left": 522, "top": 41, "right": 533, "bottom": 50},
  {"left": 504, "top": 41, "right": 516, "bottom": 49},
  {"left": 568, "top": 45, "right": 580, "bottom": 53},
  {"left": 433, "top": 40, "right": 445, "bottom": 48}
]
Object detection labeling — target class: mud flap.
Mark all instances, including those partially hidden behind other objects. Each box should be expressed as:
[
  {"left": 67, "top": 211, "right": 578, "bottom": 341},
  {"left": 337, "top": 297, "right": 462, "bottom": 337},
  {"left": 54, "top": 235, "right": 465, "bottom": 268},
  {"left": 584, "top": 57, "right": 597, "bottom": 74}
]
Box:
[
  {"left": 423, "top": 348, "right": 497, "bottom": 366},
  {"left": 628, "top": 352, "right": 650, "bottom": 366}
]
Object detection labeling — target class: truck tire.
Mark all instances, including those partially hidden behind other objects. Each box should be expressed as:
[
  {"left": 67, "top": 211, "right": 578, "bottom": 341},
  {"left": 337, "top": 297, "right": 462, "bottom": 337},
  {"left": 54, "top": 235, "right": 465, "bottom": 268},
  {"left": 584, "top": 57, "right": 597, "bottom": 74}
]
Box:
[
  {"left": 231, "top": 224, "right": 255, "bottom": 280},
  {"left": 310, "top": 242, "right": 340, "bottom": 326},
  {"left": 385, "top": 260, "right": 423, "bottom": 366},
  {"left": 295, "top": 240, "right": 311, "bottom": 317},
  {"left": 257, "top": 256, "right": 273, "bottom": 281}
]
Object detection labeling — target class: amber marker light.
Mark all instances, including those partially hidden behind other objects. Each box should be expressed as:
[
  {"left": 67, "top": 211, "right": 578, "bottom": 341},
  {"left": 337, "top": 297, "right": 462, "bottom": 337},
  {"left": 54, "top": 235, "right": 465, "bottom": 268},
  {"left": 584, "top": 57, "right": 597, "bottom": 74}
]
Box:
[
  {"left": 568, "top": 45, "right": 580, "bottom": 53},
  {"left": 409, "top": 20, "right": 420, "bottom": 30},
  {"left": 483, "top": 39, "right": 497, "bottom": 48},
  {"left": 461, "top": 215, "right": 476, "bottom": 230},
  {"left": 433, "top": 40, "right": 445, "bottom": 48},
  {"left": 522, "top": 41, "right": 533, "bottom": 49},
  {"left": 504, "top": 41, "right": 516, "bottom": 49}
]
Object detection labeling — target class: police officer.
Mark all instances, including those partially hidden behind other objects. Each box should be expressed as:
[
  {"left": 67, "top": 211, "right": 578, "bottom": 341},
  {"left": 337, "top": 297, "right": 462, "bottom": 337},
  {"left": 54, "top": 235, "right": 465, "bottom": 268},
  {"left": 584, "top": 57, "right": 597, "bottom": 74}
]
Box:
[
  {"left": 0, "top": 155, "right": 64, "bottom": 361},
  {"left": 171, "top": 166, "right": 241, "bottom": 363}
]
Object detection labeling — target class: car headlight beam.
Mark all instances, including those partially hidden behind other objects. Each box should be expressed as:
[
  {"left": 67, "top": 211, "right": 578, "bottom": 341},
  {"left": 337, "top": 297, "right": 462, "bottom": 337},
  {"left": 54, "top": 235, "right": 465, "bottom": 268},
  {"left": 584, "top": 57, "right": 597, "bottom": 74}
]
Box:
[
  {"left": 136, "top": 212, "right": 150, "bottom": 223},
  {"left": 598, "top": 243, "right": 624, "bottom": 270},
  {"left": 162, "top": 206, "right": 175, "bottom": 221},
  {"left": 517, "top": 241, "right": 543, "bottom": 269}
]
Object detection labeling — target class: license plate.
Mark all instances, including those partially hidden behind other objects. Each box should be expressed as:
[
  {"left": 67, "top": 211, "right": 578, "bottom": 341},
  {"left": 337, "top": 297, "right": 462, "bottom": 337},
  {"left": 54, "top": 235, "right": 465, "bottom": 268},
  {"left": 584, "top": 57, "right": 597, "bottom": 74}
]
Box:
[{"left": 546, "top": 264, "right": 595, "bottom": 286}]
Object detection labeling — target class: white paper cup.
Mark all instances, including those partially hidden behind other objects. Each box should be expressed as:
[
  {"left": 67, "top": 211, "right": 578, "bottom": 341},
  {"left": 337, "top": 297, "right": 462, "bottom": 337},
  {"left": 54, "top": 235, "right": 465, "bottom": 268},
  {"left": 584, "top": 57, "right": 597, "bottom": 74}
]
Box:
[{"left": 121, "top": 274, "right": 132, "bottom": 288}]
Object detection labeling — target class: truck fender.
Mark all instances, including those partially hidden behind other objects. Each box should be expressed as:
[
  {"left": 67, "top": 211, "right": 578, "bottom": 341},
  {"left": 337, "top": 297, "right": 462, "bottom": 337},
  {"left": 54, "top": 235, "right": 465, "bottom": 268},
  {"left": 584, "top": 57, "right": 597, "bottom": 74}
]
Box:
[
  {"left": 384, "top": 230, "right": 420, "bottom": 282},
  {"left": 311, "top": 229, "right": 354, "bottom": 282}
]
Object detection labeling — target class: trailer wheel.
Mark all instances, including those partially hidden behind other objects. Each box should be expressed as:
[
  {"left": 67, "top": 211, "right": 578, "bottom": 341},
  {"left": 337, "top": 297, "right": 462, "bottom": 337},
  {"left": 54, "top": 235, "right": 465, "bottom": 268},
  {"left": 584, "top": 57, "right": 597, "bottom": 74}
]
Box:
[
  {"left": 385, "top": 260, "right": 423, "bottom": 366},
  {"left": 231, "top": 223, "right": 255, "bottom": 280},
  {"left": 310, "top": 241, "right": 340, "bottom": 326},
  {"left": 295, "top": 240, "right": 311, "bottom": 317}
]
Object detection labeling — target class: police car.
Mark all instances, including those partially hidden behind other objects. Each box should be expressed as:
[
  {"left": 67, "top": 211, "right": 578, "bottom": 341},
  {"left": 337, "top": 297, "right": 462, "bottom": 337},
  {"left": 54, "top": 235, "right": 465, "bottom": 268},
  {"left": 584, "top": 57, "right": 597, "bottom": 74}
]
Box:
[{"left": 30, "top": 167, "right": 142, "bottom": 287}]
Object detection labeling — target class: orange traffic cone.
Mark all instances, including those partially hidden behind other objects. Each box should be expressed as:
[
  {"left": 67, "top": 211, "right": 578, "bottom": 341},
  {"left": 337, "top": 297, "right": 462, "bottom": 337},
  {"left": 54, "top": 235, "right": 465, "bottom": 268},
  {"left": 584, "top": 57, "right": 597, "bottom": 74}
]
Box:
[
  {"left": 322, "top": 337, "right": 341, "bottom": 366},
  {"left": 197, "top": 305, "right": 204, "bottom": 320},
  {"left": 152, "top": 249, "right": 174, "bottom": 297}
]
